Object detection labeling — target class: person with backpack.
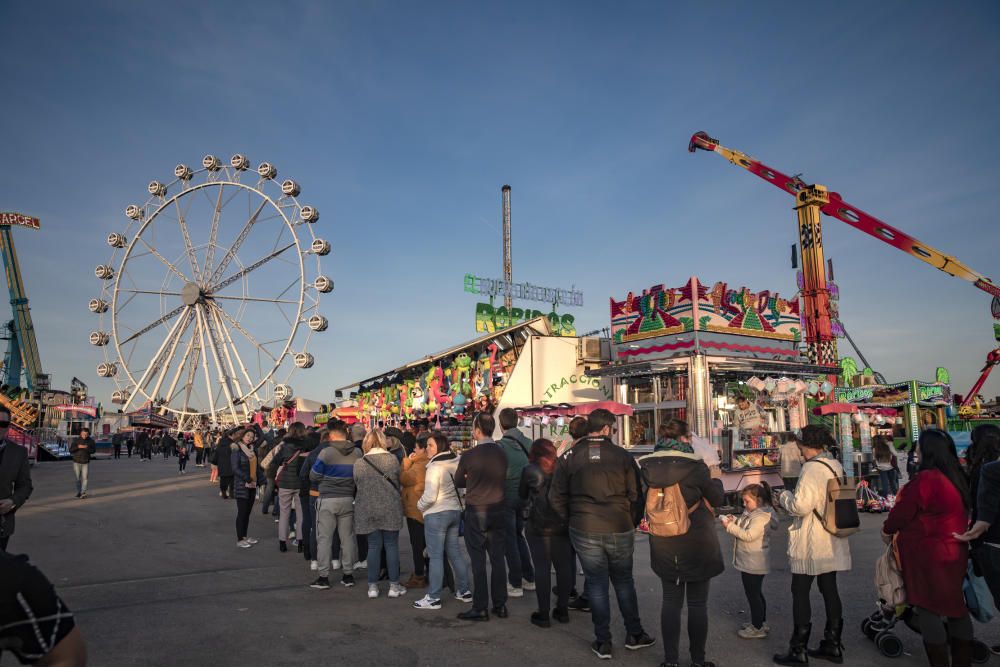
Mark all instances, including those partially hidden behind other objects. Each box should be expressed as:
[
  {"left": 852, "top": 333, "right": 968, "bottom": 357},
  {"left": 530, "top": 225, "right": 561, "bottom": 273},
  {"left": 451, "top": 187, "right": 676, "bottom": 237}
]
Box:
[
  {"left": 772, "top": 426, "right": 853, "bottom": 666},
  {"left": 550, "top": 408, "right": 655, "bottom": 660},
  {"left": 638, "top": 420, "right": 725, "bottom": 667},
  {"left": 269, "top": 423, "right": 312, "bottom": 553},
  {"left": 497, "top": 407, "right": 535, "bottom": 597},
  {"left": 884, "top": 429, "right": 974, "bottom": 667},
  {"left": 722, "top": 482, "right": 779, "bottom": 640},
  {"left": 353, "top": 429, "right": 406, "bottom": 600},
  {"left": 518, "top": 438, "right": 573, "bottom": 628}
]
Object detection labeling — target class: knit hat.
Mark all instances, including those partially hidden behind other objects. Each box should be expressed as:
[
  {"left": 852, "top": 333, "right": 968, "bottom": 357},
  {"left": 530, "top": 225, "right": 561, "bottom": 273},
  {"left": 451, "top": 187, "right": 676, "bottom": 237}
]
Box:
[{"left": 350, "top": 423, "right": 367, "bottom": 442}]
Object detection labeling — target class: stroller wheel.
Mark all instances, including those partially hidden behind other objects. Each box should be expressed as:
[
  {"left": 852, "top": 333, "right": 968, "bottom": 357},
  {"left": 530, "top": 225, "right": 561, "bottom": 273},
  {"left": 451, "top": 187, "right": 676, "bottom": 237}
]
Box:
[
  {"left": 860, "top": 618, "right": 871, "bottom": 636},
  {"left": 971, "top": 639, "right": 990, "bottom": 664},
  {"left": 864, "top": 621, "right": 879, "bottom": 641},
  {"left": 875, "top": 631, "right": 903, "bottom": 658}
]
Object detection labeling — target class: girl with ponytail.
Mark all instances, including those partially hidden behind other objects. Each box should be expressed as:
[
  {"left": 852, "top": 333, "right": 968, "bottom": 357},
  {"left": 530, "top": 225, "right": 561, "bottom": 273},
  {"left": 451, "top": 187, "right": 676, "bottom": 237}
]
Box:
[{"left": 720, "top": 482, "right": 779, "bottom": 639}]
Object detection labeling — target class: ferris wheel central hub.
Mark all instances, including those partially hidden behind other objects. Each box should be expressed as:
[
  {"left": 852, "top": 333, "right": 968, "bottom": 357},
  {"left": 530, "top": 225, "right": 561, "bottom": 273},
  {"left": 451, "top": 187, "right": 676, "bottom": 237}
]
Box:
[{"left": 181, "top": 282, "right": 205, "bottom": 306}]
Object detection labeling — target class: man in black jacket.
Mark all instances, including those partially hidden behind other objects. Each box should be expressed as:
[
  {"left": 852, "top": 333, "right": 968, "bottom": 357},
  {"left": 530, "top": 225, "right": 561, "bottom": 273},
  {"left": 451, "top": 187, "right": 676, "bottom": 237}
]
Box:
[
  {"left": 69, "top": 430, "right": 95, "bottom": 499},
  {"left": 454, "top": 412, "right": 508, "bottom": 621},
  {"left": 549, "top": 408, "right": 654, "bottom": 660},
  {"left": 0, "top": 408, "right": 32, "bottom": 552},
  {"left": 213, "top": 432, "right": 235, "bottom": 499}
]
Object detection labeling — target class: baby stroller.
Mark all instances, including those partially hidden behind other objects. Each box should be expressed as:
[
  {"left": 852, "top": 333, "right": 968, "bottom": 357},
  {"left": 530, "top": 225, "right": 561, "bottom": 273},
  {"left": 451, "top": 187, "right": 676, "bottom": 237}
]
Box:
[
  {"left": 861, "top": 606, "right": 991, "bottom": 662},
  {"left": 863, "top": 539, "right": 992, "bottom": 661}
]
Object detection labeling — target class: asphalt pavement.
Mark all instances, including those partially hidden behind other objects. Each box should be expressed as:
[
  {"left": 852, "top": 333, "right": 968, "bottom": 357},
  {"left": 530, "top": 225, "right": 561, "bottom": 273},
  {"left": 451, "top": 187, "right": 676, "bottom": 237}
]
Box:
[{"left": 9, "top": 456, "right": 999, "bottom": 666}]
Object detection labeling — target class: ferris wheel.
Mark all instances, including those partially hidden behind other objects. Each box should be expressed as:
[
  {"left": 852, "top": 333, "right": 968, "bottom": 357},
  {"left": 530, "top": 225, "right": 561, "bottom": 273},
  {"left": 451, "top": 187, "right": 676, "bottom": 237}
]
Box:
[{"left": 90, "top": 154, "right": 333, "bottom": 428}]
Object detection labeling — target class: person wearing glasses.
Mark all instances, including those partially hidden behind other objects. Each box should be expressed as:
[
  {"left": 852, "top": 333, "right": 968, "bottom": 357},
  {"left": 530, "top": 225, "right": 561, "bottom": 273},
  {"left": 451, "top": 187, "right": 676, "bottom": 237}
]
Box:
[{"left": 0, "top": 408, "right": 33, "bottom": 553}]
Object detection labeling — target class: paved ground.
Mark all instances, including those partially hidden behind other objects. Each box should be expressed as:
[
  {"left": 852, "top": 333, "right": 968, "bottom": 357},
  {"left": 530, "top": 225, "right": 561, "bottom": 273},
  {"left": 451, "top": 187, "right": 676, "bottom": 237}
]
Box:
[{"left": 8, "top": 456, "right": 999, "bottom": 666}]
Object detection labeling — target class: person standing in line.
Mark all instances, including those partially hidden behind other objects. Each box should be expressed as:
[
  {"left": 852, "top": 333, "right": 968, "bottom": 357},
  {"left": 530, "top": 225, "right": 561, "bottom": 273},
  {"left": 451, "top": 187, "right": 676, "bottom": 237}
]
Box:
[
  {"left": 350, "top": 423, "right": 369, "bottom": 570},
  {"left": 454, "top": 412, "right": 509, "bottom": 621},
  {"left": 258, "top": 428, "right": 284, "bottom": 518},
  {"left": 177, "top": 441, "right": 190, "bottom": 474},
  {"left": 270, "top": 423, "right": 311, "bottom": 553},
  {"left": 0, "top": 407, "right": 33, "bottom": 553},
  {"left": 161, "top": 430, "right": 176, "bottom": 460},
  {"left": 722, "top": 483, "right": 778, "bottom": 640},
  {"left": 414, "top": 431, "right": 472, "bottom": 610},
  {"left": 638, "top": 419, "right": 723, "bottom": 667},
  {"left": 301, "top": 423, "right": 334, "bottom": 571},
  {"left": 497, "top": 408, "right": 535, "bottom": 598},
  {"left": 773, "top": 427, "right": 852, "bottom": 666},
  {"left": 112, "top": 432, "right": 122, "bottom": 460},
  {"left": 310, "top": 422, "right": 361, "bottom": 589},
  {"left": 562, "top": 415, "right": 592, "bottom": 611},
  {"left": 519, "top": 438, "right": 574, "bottom": 628},
  {"left": 353, "top": 429, "right": 406, "bottom": 600},
  {"left": 550, "top": 408, "right": 655, "bottom": 660},
  {"left": 780, "top": 436, "right": 804, "bottom": 492},
  {"left": 400, "top": 435, "right": 430, "bottom": 589},
  {"left": 139, "top": 430, "right": 152, "bottom": 461},
  {"left": 874, "top": 435, "right": 900, "bottom": 497},
  {"left": 212, "top": 431, "right": 235, "bottom": 500},
  {"left": 69, "top": 430, "right": 95, "bottom": 499},
  {"left": 125, "top": 433, "right": 134, "bottom": 458},
  {"left": 193, "top": 429, "right": 206, "bottom": 467},
  {"left": 885, "top": 429, "right": 974, "bottom": 667},
  {"left": 231, "top": 429, "right": 260, "bottom": 549}
]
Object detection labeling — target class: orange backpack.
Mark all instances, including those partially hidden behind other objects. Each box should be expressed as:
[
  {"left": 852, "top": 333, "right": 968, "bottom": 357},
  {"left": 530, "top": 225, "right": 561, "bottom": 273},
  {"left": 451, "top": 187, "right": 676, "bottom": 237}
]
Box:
[{"left": 646, "top": 484, "right": 703, "bottom": 537}]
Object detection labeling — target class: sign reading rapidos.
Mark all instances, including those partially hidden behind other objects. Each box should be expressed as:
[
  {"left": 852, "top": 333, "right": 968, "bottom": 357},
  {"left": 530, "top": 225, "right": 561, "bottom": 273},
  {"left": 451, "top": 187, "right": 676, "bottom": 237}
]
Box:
[{"left": 0, "top": 212, "right": 40, "bottom": 229}]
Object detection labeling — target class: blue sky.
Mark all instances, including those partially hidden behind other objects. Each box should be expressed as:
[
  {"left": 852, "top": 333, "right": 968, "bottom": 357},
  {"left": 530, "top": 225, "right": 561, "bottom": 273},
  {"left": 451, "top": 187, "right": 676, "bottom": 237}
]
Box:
[{"left": 1, "top": 0, "right": 999, "bottom": 407}]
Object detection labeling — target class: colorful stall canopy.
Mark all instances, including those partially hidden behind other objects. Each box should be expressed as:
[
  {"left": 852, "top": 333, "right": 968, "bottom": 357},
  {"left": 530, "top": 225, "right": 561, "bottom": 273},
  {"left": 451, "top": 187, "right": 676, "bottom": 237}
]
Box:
[
  {"left": 512, "top": 400, "right": 634, "bottom": 418},
  {"left": 812, "top": 403, "right": 859, "bottom": 416}
]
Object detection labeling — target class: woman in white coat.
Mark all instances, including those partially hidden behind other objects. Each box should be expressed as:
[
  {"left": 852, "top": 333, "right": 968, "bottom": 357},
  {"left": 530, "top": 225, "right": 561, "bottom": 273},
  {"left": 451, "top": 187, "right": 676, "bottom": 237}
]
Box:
[{"left": 773, "top": 426, "right": 852, "bottom": 666}]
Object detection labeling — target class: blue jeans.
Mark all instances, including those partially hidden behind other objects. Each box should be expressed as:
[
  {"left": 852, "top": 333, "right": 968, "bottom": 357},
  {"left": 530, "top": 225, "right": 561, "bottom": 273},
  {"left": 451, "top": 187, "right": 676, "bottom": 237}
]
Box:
[
  {"left": 366, "top": 530, "right": 400, "bottom": 585},
  {"left": 73, "top": 463, "right": 89, "bottom": 495},
  {"left": 425, "top": 510, "right": 470, "bottom": 599},
  {"left": 504, "top": 501, "right": 535, "bottom": 586},
  {"left": 569, "top": 527, "right": 644, "bottom": 643},
  {"left": 877, "top": 469, "right": 898, "bottom": 496}
]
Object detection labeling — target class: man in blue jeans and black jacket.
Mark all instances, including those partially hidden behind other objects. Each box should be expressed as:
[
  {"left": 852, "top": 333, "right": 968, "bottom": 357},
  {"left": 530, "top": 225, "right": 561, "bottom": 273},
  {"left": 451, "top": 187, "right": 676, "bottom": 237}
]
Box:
[
  {"left": 550, "top": 408, "right": 654, "bottom": 660},
  {"left": 497, "top": 407, "right": 535, "bottom": 597}
]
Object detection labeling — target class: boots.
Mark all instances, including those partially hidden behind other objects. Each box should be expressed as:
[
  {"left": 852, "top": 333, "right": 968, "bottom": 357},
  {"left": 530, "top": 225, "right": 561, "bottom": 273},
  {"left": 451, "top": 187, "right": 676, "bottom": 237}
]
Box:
[
  {"left": 950, "top": 637, "right": 972, "bottom": 667},
  {"left": 773, "top": 624, "right": 811, "bottom": 665},
  {"left": 923, "top": 642, "right": 950, "bottom": 667},
  {"left": 808, "top": 618, "right": 844, "bottom": 663}
]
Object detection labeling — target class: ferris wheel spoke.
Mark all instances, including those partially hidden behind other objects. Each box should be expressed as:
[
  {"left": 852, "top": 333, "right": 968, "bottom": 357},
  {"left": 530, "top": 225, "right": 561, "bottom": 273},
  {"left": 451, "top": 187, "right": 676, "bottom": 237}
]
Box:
[
  {"left": 120, "top": 289, "right": 184, "bottom": 297},
  {"left": 135, "top": 236, "right": 190, "bottom": 283},
  {"left": 208, "top": 304, "right": 256, "bottom": 413},
  {"left": 121, "top": 306, "right": 191, "bottom": 412},
  {"left": 194, "top": 304, "right": 217, "bottom": 424},
  {"left": 173, "top": 196, "right": 202, "bottom": 280},
  {"left": 207, "top": 199, "right": 268, "bottom": 286},
  {"left": 148, "top": 310, "right": 195, "bottom": 403},
  {"left": 201, "top": 186, "right": 226, "bottom": 284},
  {"left": 163, "top": 324, "right": 198, "bottom": 407},
  {"left": 120, "top": 304, "right": 186, "bottom": 346},
  {"left": 210, "top": 295, "right": 300, "bottom": 304},
  {"left": 211, "top": 304, "right": 279, "bottom": 363},
  {"left": 208, "top": 242, "right": 296, "bottom": 293}
]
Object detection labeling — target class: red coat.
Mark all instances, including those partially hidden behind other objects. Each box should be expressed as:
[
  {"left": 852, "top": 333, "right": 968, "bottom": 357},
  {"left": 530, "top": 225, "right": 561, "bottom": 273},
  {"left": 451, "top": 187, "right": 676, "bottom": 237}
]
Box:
[{"left": 883, "top": 469, "right": 969, "bottom": 617}]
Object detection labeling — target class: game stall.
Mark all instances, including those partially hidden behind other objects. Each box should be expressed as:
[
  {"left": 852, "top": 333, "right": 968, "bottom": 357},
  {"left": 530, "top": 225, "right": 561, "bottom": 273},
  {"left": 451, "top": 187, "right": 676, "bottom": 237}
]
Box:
[
  {"left": 588, "top": 276, "right": 842, "bottom": 492},
  {"left": 336, "top": 317, "right": 611, "bottom": 445},
  {"left": 832, "top": 368, "right": 952, "bottom": 444}
]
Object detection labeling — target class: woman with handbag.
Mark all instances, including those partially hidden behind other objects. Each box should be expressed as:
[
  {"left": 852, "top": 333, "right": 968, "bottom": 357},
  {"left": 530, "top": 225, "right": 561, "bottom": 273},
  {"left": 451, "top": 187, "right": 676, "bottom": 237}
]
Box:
[
  {"left": 353, "top": 429, "right": 406, "bottom": 600},
  {"left": 269, "top": 423, "right": 312, "bottom": 553},
  {"left": 231, "top": 428, "right": 260, "bottom": 549},
  {"left": 413, "top": 431, "right": 472, "bottom": 610},
  {"left": 884, "top": 429, "right": 973, "bottom": 667}
]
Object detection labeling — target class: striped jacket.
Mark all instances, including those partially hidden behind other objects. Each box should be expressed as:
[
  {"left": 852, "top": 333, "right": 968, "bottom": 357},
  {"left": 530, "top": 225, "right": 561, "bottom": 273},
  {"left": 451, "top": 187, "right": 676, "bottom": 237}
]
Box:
[{"left": 309, "top": 440, "right": 361, "bottom": 498}]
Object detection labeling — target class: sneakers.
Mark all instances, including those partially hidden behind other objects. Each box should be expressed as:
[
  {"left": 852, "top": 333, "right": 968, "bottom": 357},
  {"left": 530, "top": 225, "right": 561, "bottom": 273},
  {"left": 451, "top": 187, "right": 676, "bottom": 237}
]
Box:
[
  {"left": 506, "top": 583, "right": 524, "bottom": 598},
  {"left": 388, "top": 583, "right": 407, "bottom": 598},
  {"left": 454, "top": 590, "right": 473, "bottom": 603},
  {"left": 569, "top": 597, "right": 591, "bottom": 612},
  {"left": 738, "top": 625, "right": 768, "bottom": 639},
  {"left": 310, "top": 560, "right": 318, "bottom": 571},
  {"left": 368, "top": 584, "right": 379, "bottom": 599},
  {"left": 341, "top": 574, "right": 355, "bottom": 587},
  {"left": 591, "top": 640, "right": 612, "bottom": 660},
  {"left": 331, "top": 559, "right": 341, "bottom": 570},
  {"left": 237, "top": 540, "right": 252, "bottom": 548},
  {"left": 245, "top": 538, "right": 259, "bottom": 545},
  {"left": 624, "top": 633, "right": 656, "bottom": 650},
  {"left": 310, "top": 577, "right": 331, "bottom": 590},
  {"left": 741, "top": 621, "right": 770, "bottom": 632},
  {"left": 354, "top": 560, "right": 367, "bottom": 570},
  {"left": 522, "top": 579, "right": 536, "bottom": 591},
  {"left": 80, "top": 492, "right": 88, "bottom": 499},
  {"left": 413, "top": 595, "right": 442, "bottom": 610}
]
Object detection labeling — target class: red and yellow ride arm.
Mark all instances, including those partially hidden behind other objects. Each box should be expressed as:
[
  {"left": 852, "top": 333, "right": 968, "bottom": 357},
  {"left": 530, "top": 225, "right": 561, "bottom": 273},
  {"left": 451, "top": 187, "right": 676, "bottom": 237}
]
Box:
[{"left": 688, "top": 131, "right": 1000, "bottom": 299}]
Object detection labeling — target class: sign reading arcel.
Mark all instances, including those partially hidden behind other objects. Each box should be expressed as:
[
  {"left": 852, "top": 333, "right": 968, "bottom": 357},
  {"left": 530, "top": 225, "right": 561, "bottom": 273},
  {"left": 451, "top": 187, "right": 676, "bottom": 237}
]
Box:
[{"left": 0, "top": 212, "right": 40, "bottom": 229}]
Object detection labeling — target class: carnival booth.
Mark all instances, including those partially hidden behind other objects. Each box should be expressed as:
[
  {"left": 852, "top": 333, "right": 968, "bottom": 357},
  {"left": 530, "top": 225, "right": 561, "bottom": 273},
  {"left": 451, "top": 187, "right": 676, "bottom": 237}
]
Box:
[
  {"left": 508, "top": 400, "right": 633, "bottom": 446},
  {"left": 589, "top": 276, "right": 841, "bottom": 492},
  {"left": 833, "top": 368, "right": 951, "bottom": 444},
  {"left": 336, "top": 317, "right": 611, "bottom": 445}
]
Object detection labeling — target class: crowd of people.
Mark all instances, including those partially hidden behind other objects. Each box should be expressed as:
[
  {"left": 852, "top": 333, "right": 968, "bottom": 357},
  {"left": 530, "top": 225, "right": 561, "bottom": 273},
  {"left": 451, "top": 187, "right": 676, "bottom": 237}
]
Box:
[{"left": 4, "top": 401, "right": 1000, "bottom": 667}]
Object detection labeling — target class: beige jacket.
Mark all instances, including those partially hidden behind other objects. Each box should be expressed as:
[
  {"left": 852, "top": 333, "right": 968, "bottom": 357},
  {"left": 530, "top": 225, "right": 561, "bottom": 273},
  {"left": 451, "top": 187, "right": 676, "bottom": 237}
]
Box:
[{"left": 779, "top": 455, "right": 853, "bottom": 575}]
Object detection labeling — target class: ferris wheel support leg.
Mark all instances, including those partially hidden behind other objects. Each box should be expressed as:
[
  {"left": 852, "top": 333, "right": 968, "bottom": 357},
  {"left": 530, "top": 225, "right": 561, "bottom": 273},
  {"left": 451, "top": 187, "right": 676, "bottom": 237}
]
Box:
[
  {"left": 121, "top": 306, "right": 191, "bottom": 413},
  {"left": 208, "top": 304, "right": 253, "bottom": 422},
  {"left": 163, "top": 322, "right": 198, "bottom": 407},
  {"left": 149, "top": 311, "right": 194, "bottom": 406},
  {"left": 195, "top": 305, "right": 217, "bottom": 425},
  {"left": 197, "top": 303, "right": 240, "bottom": 424}
]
